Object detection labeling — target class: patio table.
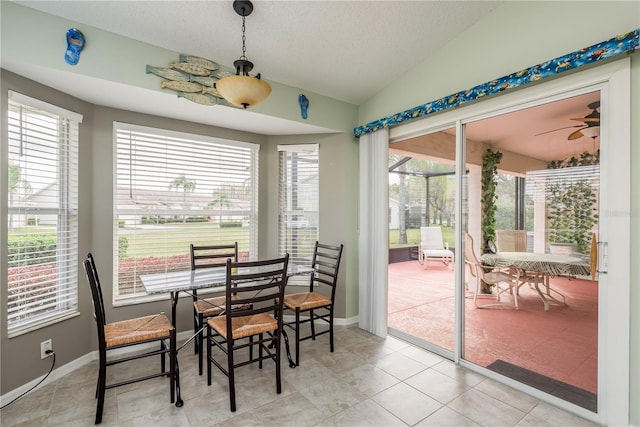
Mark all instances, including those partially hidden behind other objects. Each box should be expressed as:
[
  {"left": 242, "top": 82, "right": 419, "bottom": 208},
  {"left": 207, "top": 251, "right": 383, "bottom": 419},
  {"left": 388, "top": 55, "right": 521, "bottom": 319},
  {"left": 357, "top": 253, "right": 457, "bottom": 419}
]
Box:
[{"left": 480, "top": 252, "right": 591, "bottom": 311}]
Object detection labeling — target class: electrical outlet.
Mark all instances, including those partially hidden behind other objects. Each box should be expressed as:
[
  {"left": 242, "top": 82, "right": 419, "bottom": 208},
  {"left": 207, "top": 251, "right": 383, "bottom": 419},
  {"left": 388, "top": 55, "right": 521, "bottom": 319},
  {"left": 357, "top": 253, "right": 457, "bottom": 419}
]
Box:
[{"left": 40, "top": 339, "right": 53, "bottom": 359}]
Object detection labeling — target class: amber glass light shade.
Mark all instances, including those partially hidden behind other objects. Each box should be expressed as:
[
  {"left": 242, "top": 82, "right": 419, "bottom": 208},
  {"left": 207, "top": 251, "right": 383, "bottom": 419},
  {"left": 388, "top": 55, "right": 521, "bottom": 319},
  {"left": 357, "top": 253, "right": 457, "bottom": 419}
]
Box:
[{"left": 216, "top": 75, "right": 271, "bottom": 109}]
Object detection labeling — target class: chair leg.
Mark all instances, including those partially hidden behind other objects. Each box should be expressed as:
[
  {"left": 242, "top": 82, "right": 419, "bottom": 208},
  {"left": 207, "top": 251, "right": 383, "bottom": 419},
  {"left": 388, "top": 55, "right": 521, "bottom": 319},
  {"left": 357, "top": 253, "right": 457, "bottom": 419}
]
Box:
[
  {"left": 206, "top": 325, "right": 212, "bottom": 386},
  {"left": 95, "top": 351, "right": 107, "bottom": 424},
  {"left": 295, "top": 309, "right": 300, "bottom": 366},
  {"left": 275, "top": 329, "right": 282, "bottom": 395},
  {"left": 329, "top": 307, "right": 335, "bottom": 353},
  {"left": 258, "top": 333, "right": 263, "bottom": 369},
  {"left": 228, "top": 337, "right": 236, "bottom": 412},
  {"left": 310, "top": 309, "right": 316, "bottom": 340},
  {"left": 170, "top": 331, "right": 176, "bottom": 404},
  {"left": 198, "top": 313, "right": 204, "bottom": 375},
  {"left": 160, "top": 341, "right": 166, "bottom": 373}
]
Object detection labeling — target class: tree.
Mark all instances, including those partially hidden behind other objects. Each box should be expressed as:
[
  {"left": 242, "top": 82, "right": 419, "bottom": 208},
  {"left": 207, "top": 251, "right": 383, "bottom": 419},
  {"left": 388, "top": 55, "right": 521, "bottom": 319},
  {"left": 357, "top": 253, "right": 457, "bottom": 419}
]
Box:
[
  {"left": 168, "top": 174, "right": 195, "bottom": 223},
  {"left": 209, "top": 191, "right": 231, "bottom": 226}
]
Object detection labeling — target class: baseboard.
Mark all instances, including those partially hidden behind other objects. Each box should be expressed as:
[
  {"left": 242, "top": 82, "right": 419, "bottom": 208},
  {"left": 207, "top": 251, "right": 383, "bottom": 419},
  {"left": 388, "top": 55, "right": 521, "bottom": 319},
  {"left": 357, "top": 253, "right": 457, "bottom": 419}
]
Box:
[{"left": 0, "top": 351, "right": 94, "bottom": 407}]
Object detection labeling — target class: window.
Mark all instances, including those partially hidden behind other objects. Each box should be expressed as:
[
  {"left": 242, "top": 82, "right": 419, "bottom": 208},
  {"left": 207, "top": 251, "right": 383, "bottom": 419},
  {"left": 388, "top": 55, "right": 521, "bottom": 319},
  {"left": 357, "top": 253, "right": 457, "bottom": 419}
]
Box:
[
  {"left": 278, "top": 144, "right": 319, "bottom": 268},
  {"left": 114, "top": 123, "right": 259, "bottom": 301},
  {"left": 6, "top": 92, "right": 81, "bottom": 337}
]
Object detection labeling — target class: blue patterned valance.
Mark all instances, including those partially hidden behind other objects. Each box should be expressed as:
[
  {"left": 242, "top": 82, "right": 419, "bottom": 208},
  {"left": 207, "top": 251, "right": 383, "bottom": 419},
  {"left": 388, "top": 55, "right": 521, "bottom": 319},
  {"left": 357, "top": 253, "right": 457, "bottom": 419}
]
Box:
[{"left": 354, "top": 29, "right": 639, "bottom": 138}]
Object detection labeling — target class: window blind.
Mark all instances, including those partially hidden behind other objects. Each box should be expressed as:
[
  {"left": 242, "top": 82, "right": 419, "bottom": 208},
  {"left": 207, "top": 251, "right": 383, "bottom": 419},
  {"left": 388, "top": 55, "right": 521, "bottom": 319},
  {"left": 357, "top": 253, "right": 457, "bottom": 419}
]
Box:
[
  {"left": 114, "top": 123, "right": 259, "bottom": 300},
  {"left": 278, "top": 144, "right": 319, "bottom": 271},
  {"left": 6, "top": 94, "right": 81, "bottom": 336}
]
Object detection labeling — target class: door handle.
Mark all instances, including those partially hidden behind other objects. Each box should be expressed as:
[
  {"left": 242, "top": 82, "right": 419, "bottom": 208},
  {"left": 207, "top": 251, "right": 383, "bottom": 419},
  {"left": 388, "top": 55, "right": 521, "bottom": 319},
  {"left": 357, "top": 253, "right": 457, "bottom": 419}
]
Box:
[{"left": 597, "top": 241, "right": 608, "bottom": 274}]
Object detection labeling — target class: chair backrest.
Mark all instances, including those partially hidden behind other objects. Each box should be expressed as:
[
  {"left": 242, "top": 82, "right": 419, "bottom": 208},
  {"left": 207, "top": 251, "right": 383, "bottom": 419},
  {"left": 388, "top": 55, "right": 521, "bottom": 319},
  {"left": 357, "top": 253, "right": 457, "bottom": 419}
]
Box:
[
  {"left": 420, "top": 226, "right": 446, "bottom": 250},
  {"left": 86, "top": 252, "right": 105, "bottom": 324},
  {"left": 496, "top": 230, "right": 527, "bottom": 252},
  {"left": 224, "top": 254, "right": 289, "bottom": 334},
  {"left": 190, "top": 243, "right": 238, "bottom": 270},
  {"left": 309, "top": 242, "right": 344, "bottom": 301},
  {"left": 464, "top": 233, "right": 483, "bottom": 279},
  {"left": 83, "top": 254, "right": 107, "bottom": 349}
]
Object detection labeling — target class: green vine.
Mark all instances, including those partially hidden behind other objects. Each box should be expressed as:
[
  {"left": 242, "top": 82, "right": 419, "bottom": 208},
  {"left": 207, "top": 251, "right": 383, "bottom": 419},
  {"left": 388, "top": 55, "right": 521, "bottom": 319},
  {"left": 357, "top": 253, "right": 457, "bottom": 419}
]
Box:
[
  {"left": 481, "top": 148, "right": 503, "bottom": 252},
  {"left": 546, "top": 151, "right": 599, "bottom": 254}
]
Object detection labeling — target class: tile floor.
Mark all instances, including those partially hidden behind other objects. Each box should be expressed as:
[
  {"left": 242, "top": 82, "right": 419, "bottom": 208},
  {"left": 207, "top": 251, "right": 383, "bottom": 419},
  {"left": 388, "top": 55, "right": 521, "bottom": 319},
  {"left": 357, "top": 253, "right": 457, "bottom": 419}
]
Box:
[{"left": 0, "top": 325, "right": 598, "bottom": 426}]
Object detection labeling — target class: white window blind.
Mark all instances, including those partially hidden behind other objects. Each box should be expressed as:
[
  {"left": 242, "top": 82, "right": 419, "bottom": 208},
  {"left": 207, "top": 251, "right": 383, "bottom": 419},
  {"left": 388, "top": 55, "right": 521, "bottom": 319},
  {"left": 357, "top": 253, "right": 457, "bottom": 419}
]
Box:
[
  {"left": 114, "top": 123, "right": 259, "bottom": 300},
  {"left": 278, "top": 144, "right": 319, "bottom": 270},
  {"left": 7, "top": 92, "right": 81, "bottom": 336}
]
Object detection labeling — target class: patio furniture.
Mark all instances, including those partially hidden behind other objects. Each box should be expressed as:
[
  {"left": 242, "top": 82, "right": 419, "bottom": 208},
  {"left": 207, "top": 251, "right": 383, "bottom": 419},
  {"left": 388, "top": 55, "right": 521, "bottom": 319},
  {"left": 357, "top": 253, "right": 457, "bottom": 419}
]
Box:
[
  {"left": 83, "top": 253, "right": 177, "bottom": 424},
  {"left": 418, "top": 226, "right": 454, "bottom": 269},
  {"left": 282, "top": 241, "right": 343, "bottom": 366},
  {"left": 479, "top": 251, "right": 591, "bottom": 310},
  {"left": 465, "top": 234, "right": 523, "bottom": 309},
  {"left": 206, "top": 255, "right": 289, "bottom": 412}
]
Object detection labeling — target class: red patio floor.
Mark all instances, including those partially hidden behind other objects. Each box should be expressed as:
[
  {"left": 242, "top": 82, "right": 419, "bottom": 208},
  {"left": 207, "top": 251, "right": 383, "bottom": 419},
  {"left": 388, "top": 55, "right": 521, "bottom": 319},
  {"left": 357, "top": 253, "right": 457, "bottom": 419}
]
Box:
[{"left": 388, "top": 260, "right": 598, "bottom": 394}]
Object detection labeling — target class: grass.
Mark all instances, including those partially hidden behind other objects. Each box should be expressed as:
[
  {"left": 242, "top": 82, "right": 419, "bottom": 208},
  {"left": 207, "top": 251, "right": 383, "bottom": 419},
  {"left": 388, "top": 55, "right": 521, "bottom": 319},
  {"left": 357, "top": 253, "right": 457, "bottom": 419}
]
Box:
[{"left": 389, "top": 226, "right": 454, "bottom": 248}]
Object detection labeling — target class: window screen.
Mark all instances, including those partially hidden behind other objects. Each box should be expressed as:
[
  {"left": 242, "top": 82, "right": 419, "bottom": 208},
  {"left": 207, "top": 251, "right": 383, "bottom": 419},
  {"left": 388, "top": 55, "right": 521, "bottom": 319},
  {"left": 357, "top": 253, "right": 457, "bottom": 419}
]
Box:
[
  {"left": 114, "top": 123, "right": 259, "bottom": 300},
  {"left": 7, "top": 91, "right": 81, "bottom": 336}
]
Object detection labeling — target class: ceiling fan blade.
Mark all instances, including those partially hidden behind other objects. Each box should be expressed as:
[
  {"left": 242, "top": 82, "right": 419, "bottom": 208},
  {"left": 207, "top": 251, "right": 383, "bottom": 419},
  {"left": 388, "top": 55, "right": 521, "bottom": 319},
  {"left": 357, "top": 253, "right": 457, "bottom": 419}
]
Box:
[
  {"left": 568, "top": 129, "right": 585, "bottom": 140},
  {"left": 535, "top": 124, "right": 584, "bottom": 136}
]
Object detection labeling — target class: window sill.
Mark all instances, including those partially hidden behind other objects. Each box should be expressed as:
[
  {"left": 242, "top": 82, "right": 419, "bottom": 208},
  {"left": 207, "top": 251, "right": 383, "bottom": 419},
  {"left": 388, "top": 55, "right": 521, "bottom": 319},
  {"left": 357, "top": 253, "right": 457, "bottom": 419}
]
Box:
[{"left": 8, "top": 311, "right": 81, "bottom": 339}]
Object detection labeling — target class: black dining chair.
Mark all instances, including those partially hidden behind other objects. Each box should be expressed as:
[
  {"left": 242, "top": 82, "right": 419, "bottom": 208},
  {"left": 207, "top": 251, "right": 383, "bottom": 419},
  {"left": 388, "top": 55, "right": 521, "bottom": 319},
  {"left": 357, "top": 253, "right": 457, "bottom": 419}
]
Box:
[
  {"left": 83, "top": 253, "right": 176, "bottom": 424},
  {"left": 190, "top": 243, "right": 239, "bottom": 375},
  {"left": 206, "top": 255, "right": 289, "bottom": 412},
  {"left": 282, "top": 241, "right": 343, "bottom": 366}
]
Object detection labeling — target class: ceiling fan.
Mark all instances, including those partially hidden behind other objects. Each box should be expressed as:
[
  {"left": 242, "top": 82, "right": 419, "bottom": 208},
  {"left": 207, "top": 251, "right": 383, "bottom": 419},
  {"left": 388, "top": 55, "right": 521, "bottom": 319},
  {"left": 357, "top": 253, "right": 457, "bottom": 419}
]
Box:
[{"left": 536, "top": 101, "right": 600, "bottom": 140}]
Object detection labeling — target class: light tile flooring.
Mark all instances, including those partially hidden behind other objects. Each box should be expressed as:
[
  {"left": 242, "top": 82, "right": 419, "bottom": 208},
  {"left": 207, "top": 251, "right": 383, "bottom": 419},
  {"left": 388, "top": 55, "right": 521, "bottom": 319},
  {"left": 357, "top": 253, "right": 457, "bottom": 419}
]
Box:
[{"left": 1, "top": 326, "right": 598, "bottom": 426}]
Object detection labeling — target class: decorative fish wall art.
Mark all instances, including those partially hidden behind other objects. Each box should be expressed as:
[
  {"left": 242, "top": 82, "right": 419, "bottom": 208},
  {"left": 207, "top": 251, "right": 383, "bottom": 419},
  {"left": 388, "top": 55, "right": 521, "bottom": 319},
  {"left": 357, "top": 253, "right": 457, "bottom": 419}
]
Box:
[{"left": 147, "top": 54, "right": 237, "bottom": 107}]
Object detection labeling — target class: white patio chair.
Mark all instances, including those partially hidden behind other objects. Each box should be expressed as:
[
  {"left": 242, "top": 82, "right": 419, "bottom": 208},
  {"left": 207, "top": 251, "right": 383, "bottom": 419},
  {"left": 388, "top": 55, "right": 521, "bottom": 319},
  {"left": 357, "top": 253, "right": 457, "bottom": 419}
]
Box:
[{"left": 418, "top": 226, "right": 454, "bottom": 269}]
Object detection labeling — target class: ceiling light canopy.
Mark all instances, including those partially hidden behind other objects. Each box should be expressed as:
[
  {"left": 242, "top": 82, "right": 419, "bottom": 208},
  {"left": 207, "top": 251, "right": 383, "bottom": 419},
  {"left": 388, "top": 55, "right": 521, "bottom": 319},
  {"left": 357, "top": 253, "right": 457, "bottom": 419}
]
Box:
[{"left": 216, "top": 0, "right": 271, "bottom": 109}]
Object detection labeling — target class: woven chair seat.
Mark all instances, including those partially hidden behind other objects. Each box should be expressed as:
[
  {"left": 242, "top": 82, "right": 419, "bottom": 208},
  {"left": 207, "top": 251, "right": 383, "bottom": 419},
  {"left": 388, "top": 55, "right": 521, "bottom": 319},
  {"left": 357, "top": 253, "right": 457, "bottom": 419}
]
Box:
[
  {"left": 104, "top": 314, "right": 173, "bottom": 348},
  {"left": 284, "top": 292, "right": 331, "bottom": 311},
  {"left": 208, "top": 313, "right": 277, "bottom": 340},
  {"left": 193, "top": 296, "right": 226, "bottom": 317},
  {"left": 194, "top": 295, "right": 249, "bottom": 317}
]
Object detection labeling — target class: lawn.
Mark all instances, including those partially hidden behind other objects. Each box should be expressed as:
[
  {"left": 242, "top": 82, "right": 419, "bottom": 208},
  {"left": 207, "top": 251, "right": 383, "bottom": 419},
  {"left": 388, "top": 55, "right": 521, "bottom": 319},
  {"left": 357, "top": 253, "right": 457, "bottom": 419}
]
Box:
[{"left": 389, "top": 226, "right": 454, "bottom": 248}]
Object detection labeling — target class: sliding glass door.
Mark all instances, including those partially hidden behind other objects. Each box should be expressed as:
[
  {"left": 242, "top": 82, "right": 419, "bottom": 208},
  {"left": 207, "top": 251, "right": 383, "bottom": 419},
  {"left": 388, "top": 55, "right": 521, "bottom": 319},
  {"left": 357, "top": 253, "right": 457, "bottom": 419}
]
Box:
[
  {"left": 384, "top": 60, "right": 631, "bottom": 424},
  {"left": 462, "top": 92, "right": 600, "bottom": 412},
  {"left": 387, "top": 126, "right": 457, "bottom": 357}
]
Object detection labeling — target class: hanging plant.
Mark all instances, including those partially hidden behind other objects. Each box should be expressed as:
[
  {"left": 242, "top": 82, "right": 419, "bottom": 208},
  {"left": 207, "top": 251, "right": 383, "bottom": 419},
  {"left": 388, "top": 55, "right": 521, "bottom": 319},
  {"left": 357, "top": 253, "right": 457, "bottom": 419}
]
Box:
[
  {"left": 547, "top": 149, "right": 599, "bottom": 169},
  {"left": 546, "top": 151, "right": 599, "bottom": 254},
  {"left": 481, "top": 148, "right": 503, "bottom": 252}
]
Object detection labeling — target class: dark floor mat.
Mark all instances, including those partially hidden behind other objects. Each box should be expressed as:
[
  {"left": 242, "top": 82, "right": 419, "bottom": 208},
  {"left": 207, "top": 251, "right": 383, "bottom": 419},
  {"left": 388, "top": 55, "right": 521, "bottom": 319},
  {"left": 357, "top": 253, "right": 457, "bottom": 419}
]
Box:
[{"left": 486, "top": 359, "right": 596, "bottom": 412}]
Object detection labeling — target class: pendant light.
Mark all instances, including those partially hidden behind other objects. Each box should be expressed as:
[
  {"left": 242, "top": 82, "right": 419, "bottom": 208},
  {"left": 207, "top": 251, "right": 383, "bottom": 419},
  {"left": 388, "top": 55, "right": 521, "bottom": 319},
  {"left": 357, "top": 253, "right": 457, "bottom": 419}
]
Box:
[{"left": 216, "top": 0, "right": 271, "bottom": 109}]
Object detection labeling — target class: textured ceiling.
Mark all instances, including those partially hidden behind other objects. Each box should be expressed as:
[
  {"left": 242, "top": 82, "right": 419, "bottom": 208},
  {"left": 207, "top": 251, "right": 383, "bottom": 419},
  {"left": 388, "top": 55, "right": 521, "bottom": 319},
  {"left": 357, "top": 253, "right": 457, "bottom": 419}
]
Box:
[{"left": 5, "top": 1, "right": 603, "bottom": 151}]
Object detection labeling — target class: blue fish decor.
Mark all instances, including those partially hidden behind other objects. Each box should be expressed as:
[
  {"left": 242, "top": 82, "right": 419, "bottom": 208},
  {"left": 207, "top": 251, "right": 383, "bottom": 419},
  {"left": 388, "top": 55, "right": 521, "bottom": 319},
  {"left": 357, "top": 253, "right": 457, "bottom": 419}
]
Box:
[
  {"left": 299, "top": 94, "right": 309, "bottom": 119},
  {"left": 64, "top": 28, "right": 85, "bottom": 66}
]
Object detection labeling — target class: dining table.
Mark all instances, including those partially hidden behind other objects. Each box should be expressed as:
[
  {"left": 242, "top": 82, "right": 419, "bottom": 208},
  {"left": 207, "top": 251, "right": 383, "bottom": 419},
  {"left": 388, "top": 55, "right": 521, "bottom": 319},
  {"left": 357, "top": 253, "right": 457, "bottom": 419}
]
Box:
[
  {"left": 480, "top": 251, "right": 591, "bottom": 311},
  {"left": 139, "top": 262, "right": 314, "bottom": 407}
]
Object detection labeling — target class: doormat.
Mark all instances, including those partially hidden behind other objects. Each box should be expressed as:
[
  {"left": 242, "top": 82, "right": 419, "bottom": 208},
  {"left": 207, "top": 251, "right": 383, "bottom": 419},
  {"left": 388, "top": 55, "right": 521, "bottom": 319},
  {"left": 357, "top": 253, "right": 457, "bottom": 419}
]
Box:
[{"left": 486, "top": 359, "right": 596, "bottom": 412}]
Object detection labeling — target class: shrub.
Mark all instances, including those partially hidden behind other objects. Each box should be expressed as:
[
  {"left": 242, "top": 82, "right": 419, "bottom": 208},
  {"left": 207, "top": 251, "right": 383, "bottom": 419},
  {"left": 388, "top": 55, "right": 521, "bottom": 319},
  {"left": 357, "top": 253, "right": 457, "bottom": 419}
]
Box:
[{"left": 220, "top": 221, "right": 242, "bottom": 228}]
